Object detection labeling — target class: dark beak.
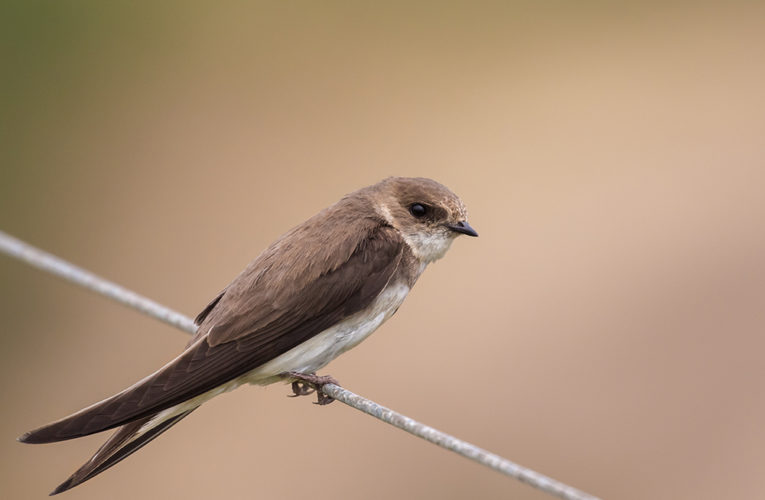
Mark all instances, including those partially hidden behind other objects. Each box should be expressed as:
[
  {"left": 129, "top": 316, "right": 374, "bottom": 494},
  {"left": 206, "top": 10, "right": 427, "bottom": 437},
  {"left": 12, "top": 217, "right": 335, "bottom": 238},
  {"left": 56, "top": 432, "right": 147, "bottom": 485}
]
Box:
[{"left": 446, "top": 221, "right": 478, "bottom": 237}]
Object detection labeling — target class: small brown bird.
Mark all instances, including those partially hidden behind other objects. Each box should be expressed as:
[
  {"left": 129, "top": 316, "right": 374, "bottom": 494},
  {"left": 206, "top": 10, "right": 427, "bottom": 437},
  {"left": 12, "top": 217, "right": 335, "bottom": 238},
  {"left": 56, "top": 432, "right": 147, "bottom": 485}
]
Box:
[{"left": 19, "top": 176, "right": 478, "bottom": 494}]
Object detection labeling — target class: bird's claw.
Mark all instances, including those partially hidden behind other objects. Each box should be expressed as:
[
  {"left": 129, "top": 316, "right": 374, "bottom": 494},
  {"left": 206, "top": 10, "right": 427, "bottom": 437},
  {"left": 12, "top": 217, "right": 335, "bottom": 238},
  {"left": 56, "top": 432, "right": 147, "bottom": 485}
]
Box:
[
  {"left": 288, "top": 380, "right": 315, "bottom": 397},
  {"left": 282, "top": 371, "right": 340, "bottom": 405},
  {"left": 314, "top": 391, "right": 335, "bottom": 406}
]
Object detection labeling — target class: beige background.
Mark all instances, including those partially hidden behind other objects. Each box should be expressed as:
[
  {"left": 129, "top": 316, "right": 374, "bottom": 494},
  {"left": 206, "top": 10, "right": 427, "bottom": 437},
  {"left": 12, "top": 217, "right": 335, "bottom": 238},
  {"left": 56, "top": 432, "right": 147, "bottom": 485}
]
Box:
[{"left": 2, "top": 3, "right": 764, "bottom": 499}]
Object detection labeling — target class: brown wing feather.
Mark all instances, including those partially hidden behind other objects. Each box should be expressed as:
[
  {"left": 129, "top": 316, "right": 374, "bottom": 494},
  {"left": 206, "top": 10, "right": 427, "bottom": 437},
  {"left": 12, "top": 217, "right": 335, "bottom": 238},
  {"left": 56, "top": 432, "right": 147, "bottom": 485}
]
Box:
[
  {"left": 21, "top": 201, "right": 406, "bottom": 444},
  {"left": 193, "top": 289, "right": 225, "bottom": 326}
]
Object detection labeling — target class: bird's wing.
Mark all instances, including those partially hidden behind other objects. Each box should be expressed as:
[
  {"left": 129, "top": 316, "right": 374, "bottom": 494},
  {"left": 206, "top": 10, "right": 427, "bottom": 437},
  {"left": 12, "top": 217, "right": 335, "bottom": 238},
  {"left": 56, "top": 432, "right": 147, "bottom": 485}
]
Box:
[{"left": 21, "top": 216, "right": 406, "bottom": 444}]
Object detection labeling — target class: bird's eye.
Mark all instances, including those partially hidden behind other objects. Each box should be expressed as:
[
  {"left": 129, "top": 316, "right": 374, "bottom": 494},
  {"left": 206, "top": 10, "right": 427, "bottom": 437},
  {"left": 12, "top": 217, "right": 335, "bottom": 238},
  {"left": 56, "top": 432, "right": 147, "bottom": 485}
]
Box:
[{"left": 409, "top": 203, "right": 428, "bottom": 218}]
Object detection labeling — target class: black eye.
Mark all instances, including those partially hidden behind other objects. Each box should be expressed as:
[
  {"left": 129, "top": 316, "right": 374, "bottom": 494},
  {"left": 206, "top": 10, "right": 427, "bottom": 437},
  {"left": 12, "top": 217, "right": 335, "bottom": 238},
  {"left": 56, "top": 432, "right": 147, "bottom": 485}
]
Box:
[{"left": 409, "top": 203, "right": 428, "bottom": 218}]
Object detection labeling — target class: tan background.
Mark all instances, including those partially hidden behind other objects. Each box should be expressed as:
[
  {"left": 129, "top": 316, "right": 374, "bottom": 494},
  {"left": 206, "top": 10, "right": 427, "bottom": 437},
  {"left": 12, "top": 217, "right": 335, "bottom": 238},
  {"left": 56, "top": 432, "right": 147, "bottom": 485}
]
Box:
[{"left": 2, "top": 2, "right": 764, "bottom": 499}]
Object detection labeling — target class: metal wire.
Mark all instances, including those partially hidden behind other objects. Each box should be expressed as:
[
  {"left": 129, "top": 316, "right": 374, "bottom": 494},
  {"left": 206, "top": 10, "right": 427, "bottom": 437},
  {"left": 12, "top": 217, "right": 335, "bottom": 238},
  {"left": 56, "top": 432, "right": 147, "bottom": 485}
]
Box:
[
  {"left": 0, "top": 229, "right": 600, "bottom": 500},
  {"left": 0, "top": 230, "right": 197, "bottom": 334}
]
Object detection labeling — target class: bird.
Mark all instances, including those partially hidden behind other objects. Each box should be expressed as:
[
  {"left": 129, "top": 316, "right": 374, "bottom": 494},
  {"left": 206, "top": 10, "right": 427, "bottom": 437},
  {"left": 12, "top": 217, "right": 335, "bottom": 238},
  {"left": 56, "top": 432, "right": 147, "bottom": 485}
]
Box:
[{"left": 18, "top": 176, "right": 478, "bottom": 495}]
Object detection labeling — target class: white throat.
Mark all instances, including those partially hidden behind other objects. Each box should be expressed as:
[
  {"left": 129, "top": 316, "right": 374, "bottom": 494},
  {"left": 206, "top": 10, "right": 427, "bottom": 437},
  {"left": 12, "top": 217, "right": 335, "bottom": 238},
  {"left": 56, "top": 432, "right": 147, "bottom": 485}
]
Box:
[{"left": 401, "top": 230, "right": 454, "bottom": 263}]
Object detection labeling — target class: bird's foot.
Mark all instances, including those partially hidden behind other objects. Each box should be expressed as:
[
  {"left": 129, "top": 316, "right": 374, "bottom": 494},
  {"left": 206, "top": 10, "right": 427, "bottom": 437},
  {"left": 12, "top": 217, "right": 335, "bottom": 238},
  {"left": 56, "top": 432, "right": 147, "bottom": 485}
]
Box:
[
  {"left": 289, "top": 380, "right": 315, "bottom": 397},
  {"left": 282, "top": 371, "right": 340, "bottom": 405}
]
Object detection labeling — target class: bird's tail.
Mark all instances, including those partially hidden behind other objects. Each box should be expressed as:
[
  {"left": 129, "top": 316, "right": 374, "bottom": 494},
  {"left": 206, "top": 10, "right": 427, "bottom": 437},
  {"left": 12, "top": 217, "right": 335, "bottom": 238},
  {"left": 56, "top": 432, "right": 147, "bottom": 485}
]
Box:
[{"left": 49, "top": 406, "right": 198, "bottom": 495}]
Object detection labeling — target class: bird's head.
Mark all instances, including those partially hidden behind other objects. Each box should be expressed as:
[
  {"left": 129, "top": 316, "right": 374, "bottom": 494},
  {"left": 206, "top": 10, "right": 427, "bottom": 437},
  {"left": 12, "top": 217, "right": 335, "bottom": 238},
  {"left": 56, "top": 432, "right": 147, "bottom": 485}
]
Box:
[{"left": 372, "top": 177, "right": 477, "bottom": 263}]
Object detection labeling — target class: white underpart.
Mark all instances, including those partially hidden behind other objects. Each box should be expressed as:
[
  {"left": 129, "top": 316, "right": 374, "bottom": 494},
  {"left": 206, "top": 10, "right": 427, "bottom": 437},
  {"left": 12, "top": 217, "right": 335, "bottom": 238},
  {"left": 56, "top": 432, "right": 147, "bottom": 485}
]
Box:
[
  {"left": 243, "top": 281, "right": 412, "bottom": 383},
  {"left": 139, "top": 281, "right": 413, "bottom": 436}
]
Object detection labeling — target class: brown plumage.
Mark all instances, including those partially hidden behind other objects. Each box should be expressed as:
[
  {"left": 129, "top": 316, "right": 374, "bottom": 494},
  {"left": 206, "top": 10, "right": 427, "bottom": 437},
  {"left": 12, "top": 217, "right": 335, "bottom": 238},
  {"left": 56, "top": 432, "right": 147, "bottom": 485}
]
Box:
[{"left": 19, "top": 177, "right": 477, "bottom": 494}]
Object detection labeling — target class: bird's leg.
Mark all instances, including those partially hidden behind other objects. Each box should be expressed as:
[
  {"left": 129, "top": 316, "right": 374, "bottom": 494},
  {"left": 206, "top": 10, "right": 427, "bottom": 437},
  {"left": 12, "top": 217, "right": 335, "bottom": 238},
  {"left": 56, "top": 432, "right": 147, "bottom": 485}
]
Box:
[{"left": 281, "top": 371, "right": 340, "bottom": 405}]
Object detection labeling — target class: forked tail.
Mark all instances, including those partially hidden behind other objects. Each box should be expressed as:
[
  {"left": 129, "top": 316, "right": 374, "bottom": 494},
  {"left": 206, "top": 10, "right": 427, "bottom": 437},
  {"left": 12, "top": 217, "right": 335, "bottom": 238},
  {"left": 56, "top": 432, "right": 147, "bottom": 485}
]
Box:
[{"left": 50, "top": 407, "right": 198, "bottom": 495}]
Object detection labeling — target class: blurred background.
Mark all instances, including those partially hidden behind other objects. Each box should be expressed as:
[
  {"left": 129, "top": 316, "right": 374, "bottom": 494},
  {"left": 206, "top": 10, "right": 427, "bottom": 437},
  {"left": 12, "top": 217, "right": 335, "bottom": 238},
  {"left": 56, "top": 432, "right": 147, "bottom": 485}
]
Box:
[{"left": 2, "top": 2, "right": 764, "bottom": 499}]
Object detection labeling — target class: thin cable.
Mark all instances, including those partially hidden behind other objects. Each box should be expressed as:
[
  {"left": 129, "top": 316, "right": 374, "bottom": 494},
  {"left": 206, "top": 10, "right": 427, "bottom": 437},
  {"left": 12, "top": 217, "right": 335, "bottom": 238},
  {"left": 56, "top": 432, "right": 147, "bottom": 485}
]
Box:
[
  {"left": 0, "top": 230, "right": 196, "bottom": 334},
  {"left": 321, "top": 383, "right": 599, "bottom": 500},
  {"left": 0, "top": 229, "right": 600, "bottom": 500}
]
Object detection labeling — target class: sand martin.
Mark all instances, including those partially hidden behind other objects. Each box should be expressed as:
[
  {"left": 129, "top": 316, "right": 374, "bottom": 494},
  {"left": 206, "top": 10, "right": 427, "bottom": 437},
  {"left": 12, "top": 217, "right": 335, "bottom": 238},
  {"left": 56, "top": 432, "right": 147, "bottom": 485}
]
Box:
[{"left": 19, "top": 176, "right": 478, "bottom": 494}]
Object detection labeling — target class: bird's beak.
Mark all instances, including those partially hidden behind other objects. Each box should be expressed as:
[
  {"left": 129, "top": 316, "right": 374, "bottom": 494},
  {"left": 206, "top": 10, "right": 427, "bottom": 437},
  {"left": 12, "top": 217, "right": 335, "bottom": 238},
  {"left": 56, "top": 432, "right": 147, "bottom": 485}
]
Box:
[{"left": 446, "top": 221, "right": 478, "bottom": 237}]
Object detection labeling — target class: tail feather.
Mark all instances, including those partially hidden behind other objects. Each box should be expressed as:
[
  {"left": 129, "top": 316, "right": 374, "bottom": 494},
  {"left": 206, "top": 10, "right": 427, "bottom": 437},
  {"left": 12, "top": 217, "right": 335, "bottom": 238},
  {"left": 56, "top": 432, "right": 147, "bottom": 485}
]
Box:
[{"left": 49, "top": 407, "right": 198, "bottom": 495}]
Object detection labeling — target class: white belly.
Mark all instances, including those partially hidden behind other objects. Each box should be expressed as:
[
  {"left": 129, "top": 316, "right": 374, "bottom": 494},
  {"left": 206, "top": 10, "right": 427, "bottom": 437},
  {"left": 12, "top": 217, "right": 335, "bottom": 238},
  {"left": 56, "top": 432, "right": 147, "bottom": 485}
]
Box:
[{"left": 242, "top": 280, "right": 411, "bottom": 385}]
